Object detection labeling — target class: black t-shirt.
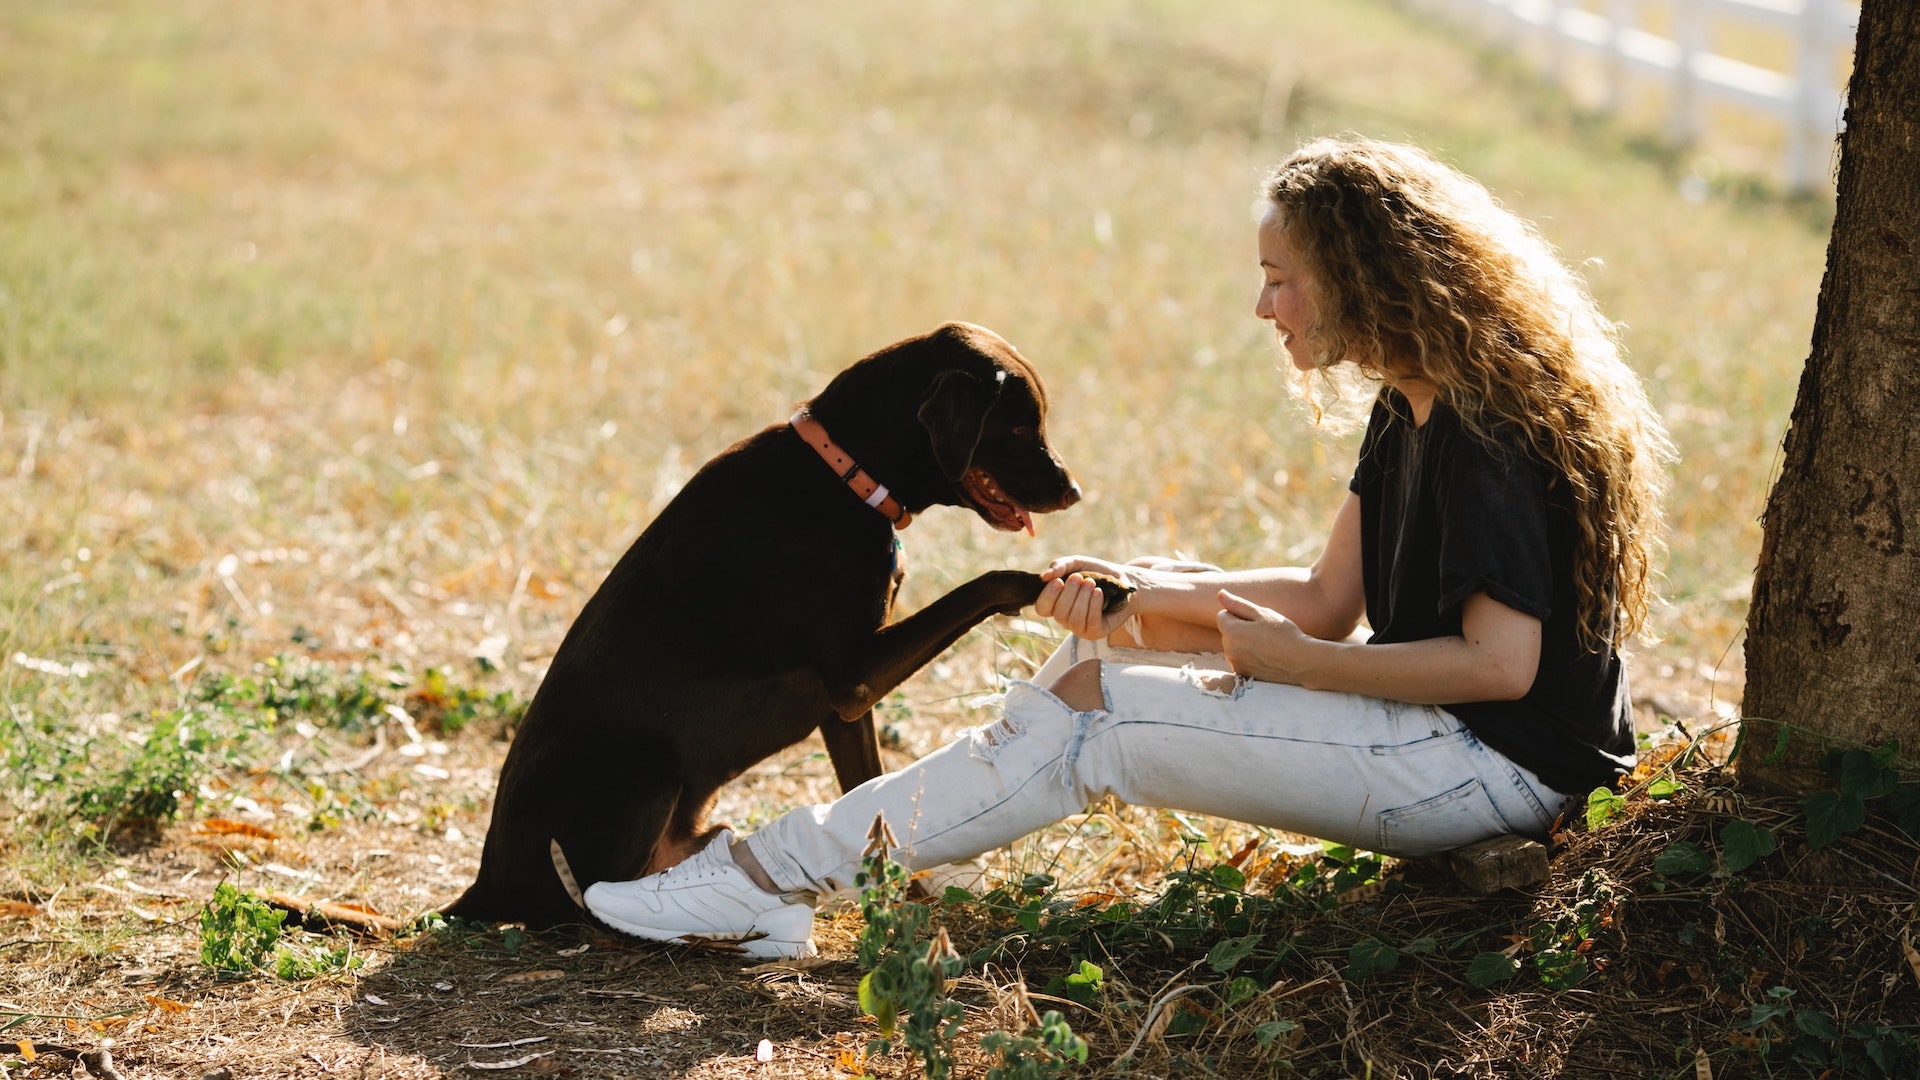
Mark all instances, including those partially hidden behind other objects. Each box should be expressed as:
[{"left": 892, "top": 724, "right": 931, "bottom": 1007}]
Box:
[{"left": 1350, "top": 389, "right": 1634, "bottom": 795}]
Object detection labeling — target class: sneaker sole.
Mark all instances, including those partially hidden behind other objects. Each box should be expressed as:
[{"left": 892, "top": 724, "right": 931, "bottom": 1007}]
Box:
[{"left": 593, "top": 909, "right": 818, "bottom": 960}]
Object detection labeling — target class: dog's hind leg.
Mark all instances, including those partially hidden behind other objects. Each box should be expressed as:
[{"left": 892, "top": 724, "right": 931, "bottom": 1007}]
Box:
[{"left": 819, "top": 708, "right": 884, "bottom": 793}]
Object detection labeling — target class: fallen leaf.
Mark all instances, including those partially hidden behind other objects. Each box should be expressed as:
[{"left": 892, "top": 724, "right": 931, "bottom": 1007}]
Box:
[
  {"left": 199, "top": 819, "right": 278, "bottom": 840},
  {"left": 498, "top": 970, "right": 566, "bottom": 984},
  {"left": 16, "top": 1040, "right": 35, "bottom": 1062},
  {"left": 1693, "top": 1045, "right": 1712, "bottom": 1080},
  {"left": 741, "top": 956, "right": 834, "bottom": 975},
  {"left": 555, "top": 943, "right": 589, "bottom": 957},
  {"left": 467, "top": 1051, "right": 553, "bottom": 1071},
  {"left": 363, "top": 995, "right": 390, "bottom": 1006},
  {"left": 1903, "top": 931, "right": 1920, "bottom": 991},
  {"left": 144, "top": 995, "right": 190, "bottom": 1014},
  {"left": 0, "top": 901, "right": 41, "bottom": 920}
]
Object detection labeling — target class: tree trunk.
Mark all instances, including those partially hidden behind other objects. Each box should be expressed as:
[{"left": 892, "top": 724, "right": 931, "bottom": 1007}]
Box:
[{"left": 1736, "top": 0, "right": 1920, "bottom": 795}]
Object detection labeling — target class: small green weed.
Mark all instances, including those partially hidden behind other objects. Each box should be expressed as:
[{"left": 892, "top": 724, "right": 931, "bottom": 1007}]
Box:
[
  {"left": 856, "top": 819, "right": 966, "bottom": 1080},
  {"left": 273, "top": 939, "right": 364, "bottom": 980},
  {"left": 200, "top": 882, "right": 287, "bottom": 974},
  {"left": 1804, "top": 742, "right": 1918, "bottom": 849},
  {"left": 856, "top": 817, "right": 1088, "bottom": 1080},
  {"left": 198, "top": 882, "right": 364, "bottom": 980},
  {"left": 1527, "top": 868, "right": 1618, "bottom": 989},
  {"left": 406, "top": 665, "right": 524, "bottom": 734},
  {"left": 1733, "top": 985, "right": 1920, "bottom": 1078},
  {"left": 981, "top": 1010, "right": 1089, "bottom": 1080}
]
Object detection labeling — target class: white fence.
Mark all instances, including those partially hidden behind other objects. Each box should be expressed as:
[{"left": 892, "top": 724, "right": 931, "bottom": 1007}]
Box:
[{"left": 1402, "top": 0, "right": 1859, "bottom": 191}]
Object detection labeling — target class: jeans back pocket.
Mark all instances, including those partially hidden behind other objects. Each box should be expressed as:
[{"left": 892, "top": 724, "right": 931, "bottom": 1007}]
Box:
[{"left": 1375, "top": 777, "right": 1509, "bottom": 858}]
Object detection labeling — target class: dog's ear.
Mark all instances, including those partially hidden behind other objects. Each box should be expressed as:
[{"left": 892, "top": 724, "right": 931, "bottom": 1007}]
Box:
[{"left": 918, "top": 368, "right": 1003, "bottom": 480}]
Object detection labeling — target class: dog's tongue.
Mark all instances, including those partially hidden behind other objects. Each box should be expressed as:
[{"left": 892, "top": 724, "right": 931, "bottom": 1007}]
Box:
[{"left": 1021, "top": 508, "right": 1035, "bottom": 537}]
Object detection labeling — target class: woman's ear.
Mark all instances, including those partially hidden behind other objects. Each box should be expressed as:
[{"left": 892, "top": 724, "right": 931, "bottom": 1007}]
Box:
[{"left": 917, "top": 369, "right": 999, "bottom": 480}]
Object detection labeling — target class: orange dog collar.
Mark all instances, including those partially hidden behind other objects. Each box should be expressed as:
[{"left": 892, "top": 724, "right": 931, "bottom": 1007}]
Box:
[{"left": 789, "top": 407, "right": 914, "bottom": 529}]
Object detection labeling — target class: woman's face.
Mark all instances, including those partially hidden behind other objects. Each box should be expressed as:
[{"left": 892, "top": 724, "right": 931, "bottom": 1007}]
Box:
[{"left": 1254, "top": 207, "right": 1324, "bottom": 372}]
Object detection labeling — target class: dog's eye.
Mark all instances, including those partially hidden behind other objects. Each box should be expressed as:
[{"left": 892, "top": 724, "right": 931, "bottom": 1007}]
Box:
[{"left": 1010, "top": 425, "right": 1035, "bottom": 438}]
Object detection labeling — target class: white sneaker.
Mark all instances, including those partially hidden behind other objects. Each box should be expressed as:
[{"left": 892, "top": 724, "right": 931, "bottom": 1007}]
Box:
[{"left": 583, "top": 830, "right": 818, "bottom": 959}]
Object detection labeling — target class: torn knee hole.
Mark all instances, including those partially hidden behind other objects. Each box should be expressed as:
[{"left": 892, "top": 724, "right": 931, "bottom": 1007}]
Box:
[
  {"left": 979, "top": 715, "right": 1021, "bottom": 748},
  {"left": 1184, "top": 668, "right": 1248, "bottom": 699},
  {"left": 1051, "top": 658, "right": 1106, "bottom": 713}
]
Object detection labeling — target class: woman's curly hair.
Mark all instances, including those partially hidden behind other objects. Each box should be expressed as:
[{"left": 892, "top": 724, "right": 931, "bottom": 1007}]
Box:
[{"left": 1264, "top": 137, "right": 1673, "bottom": 650}]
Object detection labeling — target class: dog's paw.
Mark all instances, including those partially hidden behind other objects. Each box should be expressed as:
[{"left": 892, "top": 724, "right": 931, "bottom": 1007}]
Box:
[{"left": 1083, "top": 572, "right": 1135, "bottom": 614}]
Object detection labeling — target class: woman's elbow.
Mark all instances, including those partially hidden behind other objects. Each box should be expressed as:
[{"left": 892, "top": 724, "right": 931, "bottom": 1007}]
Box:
[
  {"left": 1483, "top": 667, "right": 1536, "bottom": 701},
  {"left": 1477, "top": 648, "right": 1539, "bottom": 701}
]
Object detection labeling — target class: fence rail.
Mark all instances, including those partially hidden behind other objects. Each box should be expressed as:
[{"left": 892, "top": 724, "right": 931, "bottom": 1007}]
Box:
[{"left": 1403, "top": 0, "right": 1858, "bottom": 191}]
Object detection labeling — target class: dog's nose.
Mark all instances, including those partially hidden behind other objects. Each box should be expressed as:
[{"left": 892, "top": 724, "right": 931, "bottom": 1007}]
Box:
[{"left": 1061, "top": 479, "right": 1082, "bottom": 508}]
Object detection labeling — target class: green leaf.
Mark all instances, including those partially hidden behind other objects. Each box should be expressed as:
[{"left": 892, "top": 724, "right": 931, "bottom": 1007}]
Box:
[
  {"left": 1585, "top": 787, "right": 1627, "bottom": 830},
  {"left": 1209, "top": 864, "right": 1247, "bottom": 892},
  {"left": 1653, "top": 840, "right": 1713, "bottom": 877},
  {"left": 1206, "top": 933, "right": 1263, "bottom": 974},
  {"left": 1533, "top": 949, "right": 1589, "bottom": 990},
  {"left": 1466, "top": 951, "right": 1520, "bottom": 988},
  {"left": 1345, "top": 938, "right": 1400, "bottom": 982},
  {"left": 1646, "top": 776, "right": 1684, "bottom": 800},
  {"left": 1763, "top": 722, "right": 1793, "bottom": 763},
  {"left": 1019, "top": 873, "right": 1056, "bottom": 895},
  {"left": 1838, "top": 748, "right": 1899, "bottom": 799},
  {"left": 1719, "top": 819, "right": 1776, "bottom": 873},
  {"left": 1804, "top": 790, "right": 1867, "bottom": 850},
  {"left": 857, "top": 971, "right": 896, "bottom": 1037},
  {"left": 1060, "top": 959, "right": 1104, "bottom": 1005},
  {"left": 1794, "top": 1009, "right": 1840, "bottom": 1040},
  {"left": 1319, "top": 841, "right": 1358, "bottom": 864},
  {"left": 1253, "top": 1020, "right": 1300, "bottom": 1048},
  {"left": 1158, "top": 1002, "right": 1205, "bottom": 1037},
  {"left": 1015, "top": 898, "right": 1043, "bottom": 934},
  {"left": 940, "top": 886, "right": 975, "bottom": 905},
  {"left": 1223, "top": 975, "right": 1261, "bottom": 1008}
]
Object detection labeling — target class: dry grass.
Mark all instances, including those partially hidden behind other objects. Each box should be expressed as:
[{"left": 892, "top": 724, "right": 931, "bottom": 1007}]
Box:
[{"left": 0, "top": 0, "right": 1869, "bottom": 1076}]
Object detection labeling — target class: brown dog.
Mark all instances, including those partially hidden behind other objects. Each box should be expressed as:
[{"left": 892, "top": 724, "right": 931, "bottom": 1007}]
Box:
[{"left": 443, "top": 322, "right": 1085, "bottom": 929}]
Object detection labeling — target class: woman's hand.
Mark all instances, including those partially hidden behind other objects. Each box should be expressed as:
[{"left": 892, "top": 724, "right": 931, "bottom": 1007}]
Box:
[
  {"left": 1036, "top": 556, "right": 1136, "bottom": 640},
  {"left": 1216, "top": 589, "right": 1323, "bottom": 686}
]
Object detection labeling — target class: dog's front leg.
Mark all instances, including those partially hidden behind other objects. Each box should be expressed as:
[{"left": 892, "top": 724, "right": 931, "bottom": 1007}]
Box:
[
  {"left": 823, "top": 569, "right": 1044, "bottom": 721},
  {"left": 818, "top": 708, "right": 884, "bottom": 792}
]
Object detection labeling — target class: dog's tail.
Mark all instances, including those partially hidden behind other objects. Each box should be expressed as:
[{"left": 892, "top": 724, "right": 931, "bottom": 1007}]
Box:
[{"left": 549, "top": 838, "right": 588, "bottom": 912}]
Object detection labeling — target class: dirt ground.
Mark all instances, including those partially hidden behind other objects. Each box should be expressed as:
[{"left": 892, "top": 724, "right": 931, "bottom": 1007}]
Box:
[{"left": 16, "top": 650, "right": 1905, "bottom": 1080}]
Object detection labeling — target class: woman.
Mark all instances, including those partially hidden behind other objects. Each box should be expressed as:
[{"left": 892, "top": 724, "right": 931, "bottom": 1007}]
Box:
[{"left": 582, "top": 137, "right": 1672, "bottom": 959}]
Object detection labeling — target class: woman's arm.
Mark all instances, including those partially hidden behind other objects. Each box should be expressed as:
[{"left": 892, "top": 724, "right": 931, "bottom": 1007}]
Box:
[
  {"left": 1037, "top": 493, "right": 1369, "bottom": 645},
  {"left": 1216, "top": 589, "right": 1542, "bottom": 703}
]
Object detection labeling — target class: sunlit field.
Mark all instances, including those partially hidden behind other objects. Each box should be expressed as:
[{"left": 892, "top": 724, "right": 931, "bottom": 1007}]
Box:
[{"left": 0, "top": 0, "right": 1837, "bottom": 1074}]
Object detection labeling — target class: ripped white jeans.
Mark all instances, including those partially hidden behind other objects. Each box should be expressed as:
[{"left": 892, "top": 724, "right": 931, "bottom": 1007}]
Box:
[{"left": 746, "top": 637, "right": 1571, "bottom": 898}]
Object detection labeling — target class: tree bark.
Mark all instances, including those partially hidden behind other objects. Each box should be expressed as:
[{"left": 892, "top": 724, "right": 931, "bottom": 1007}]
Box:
[{"left": 1736, "top": 0, "right": 1920, "bottom": 794}]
